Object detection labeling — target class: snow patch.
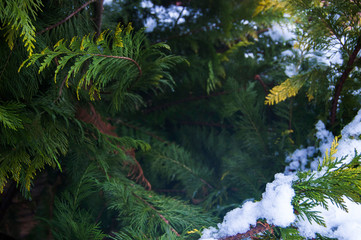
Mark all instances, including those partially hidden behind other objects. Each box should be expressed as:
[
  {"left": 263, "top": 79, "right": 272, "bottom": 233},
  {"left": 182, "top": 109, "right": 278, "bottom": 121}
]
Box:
[
  {"left": 200, "top": 109, "right": 361, "bottom": 239},
  {"left": 296, "top": 198, "right": 361, "bottom": 240},
  {"left": 264, "top": 23, "right": 296, "bottom": 42},
  {"left": 200, "top": 173, "right": 296, "bottom": 239}
]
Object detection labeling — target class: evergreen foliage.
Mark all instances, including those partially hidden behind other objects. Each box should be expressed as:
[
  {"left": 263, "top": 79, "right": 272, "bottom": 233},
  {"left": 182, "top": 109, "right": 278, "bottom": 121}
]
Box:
[
  {"left": 0, "top": 0, "right": 42, "bottom": 55},
  {"left": 1, "top": 0, "right": 361, "bottom": 239},
  {"left": 264, "top": 0, "right": 361, "bottom": 128},
  {"left": 292, "top": 138, "right": 361, "bottom": 227}
]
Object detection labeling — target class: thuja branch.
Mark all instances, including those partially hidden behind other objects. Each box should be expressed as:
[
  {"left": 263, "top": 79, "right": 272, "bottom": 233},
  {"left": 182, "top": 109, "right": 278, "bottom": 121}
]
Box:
[
  {"left": 133, "top": 193, "right": 180, "bottom": 236},
  {"left": 330, "top": 37, "right": 361, "bottom": 126},
  {"left": 155, "top": 153, "right": 215, "bottom": 190},
  {"left": 37, "top": 0, "right": 97, "bottom": 35}
]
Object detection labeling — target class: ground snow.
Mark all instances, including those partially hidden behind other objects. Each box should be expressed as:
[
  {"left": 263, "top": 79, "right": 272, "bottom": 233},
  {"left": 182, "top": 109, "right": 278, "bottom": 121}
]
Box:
[{"left": 200, "top": 109, "right": 361, "bottom": 239}]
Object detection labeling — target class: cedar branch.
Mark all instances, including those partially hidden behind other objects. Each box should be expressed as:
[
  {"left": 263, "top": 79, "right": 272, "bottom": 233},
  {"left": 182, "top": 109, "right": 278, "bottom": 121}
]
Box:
[
  {"left": 92, "top": 53, "right": 142, "bottom": 78},
  {"left": 133, "top": 193, "right": 180, "bottom": 236},
  {"left": 37, "top": 0, "right": 97, "bottom": 35},
  {"left": 156, "top": 153, "right": 215, "bottom": 190}
]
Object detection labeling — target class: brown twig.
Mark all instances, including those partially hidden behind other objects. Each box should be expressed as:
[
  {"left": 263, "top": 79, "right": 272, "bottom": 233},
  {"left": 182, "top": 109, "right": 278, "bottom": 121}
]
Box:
[
  {"left": 76, "top": 104, "right": 152, "bottom": 189},
  {"left": 330, "top": 37, "right": 361, "bottom": 126},
  {"left": 92, "top": 53, "right": 142, "bottom": 78},
  {"left": 124, "top": 148, "right": 152, "bottom": 190},
  {"left": 254, "top": 74, "right": 268, "bottom": 94},
  {"left": 37, "top": 0, "right": 97, "bottom": 35},
  {"left": 133, "top": 193, "right": 180, "bottom": 236},
  {"left": 174, "top": 5, "right": 186, "bottom": 27},
  {"left": 220, "top": 222, "right": 274, "bottom": 240}
]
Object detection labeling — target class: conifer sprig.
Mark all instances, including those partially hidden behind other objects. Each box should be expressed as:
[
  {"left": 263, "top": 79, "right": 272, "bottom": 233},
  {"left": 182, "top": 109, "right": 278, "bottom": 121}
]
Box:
[
  {"left": 0, "top": 117, "right": 69, "bottom": 193},
  {"left": 19, "top": 23, "right": 184, "bottom": 111},
  {"left": 265, "top": 78, "right": 302, "bottom": 105},
  {"left": 0, "top": 101, "right": 25, "bottom": 130},
  {"left": 37, "top": 0, "right": 97, "bottom": 35},
  {"left": 103, "top": 176, "right": 215, "bottom": 238},
  {"left": 19, "top": 23, "right": 142, "bottom": 100},
  {"left": 0, "top": 0, "right": 43, "bottom": 55},
  {"left": 292, "top": 138, "right": 361, "bottom": 228},
  {"left": 47, "top": 164, "right": 106, "bottom": 240},
  {"left": 262, "top": 0, "right": 361, "bottom": 126}
]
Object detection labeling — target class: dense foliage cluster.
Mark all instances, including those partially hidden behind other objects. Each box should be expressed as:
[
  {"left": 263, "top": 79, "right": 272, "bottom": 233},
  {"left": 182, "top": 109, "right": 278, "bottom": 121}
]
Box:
[{"left": 1, "top": 0, "right": 361, "bottom": 239}]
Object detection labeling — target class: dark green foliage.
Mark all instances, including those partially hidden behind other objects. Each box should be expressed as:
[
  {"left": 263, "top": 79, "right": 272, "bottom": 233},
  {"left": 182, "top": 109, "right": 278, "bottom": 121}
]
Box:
[
  {"left": 2, "top": 0, "right": 361, "bottom": 239},
  {"left": 103, "top": 177, "right": 216, "bottom": 238},
  {"left": 21, "top": 24, "right": 184, "bottom": 112},
  {"left": 276, "top": 226, "right": 304, "bottom": 240},
  {"left": 1, "top": 0, "right": 214, "bottom": 238},
  {"left": 47, "top": 164, "right": 106, "bottom": 240}
]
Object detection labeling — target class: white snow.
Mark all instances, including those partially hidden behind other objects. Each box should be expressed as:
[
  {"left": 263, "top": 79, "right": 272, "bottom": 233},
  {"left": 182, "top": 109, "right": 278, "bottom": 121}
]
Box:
[
  {"left": 141, "top": 0, "right": 154, "bottom": 8},
  {"left": 287, "top": 109, "right": 361, "bottom": 239},
  {"left": 200, "top": 109, "right": 361, "bottom": 239},
  {"left": 104, "top": 0, "right": 189, "bottom": 32},
  {"left": 284, "top": 146, "right": 316, "bottom": 172},
  {"left": 244, "top": 53, "right": 255, "bottom": 58},
  {"left": 284, "top": 64, "right": 298, "bottom": 77},
  {"left": 265, "top": 23, "right": 296, "bottom": 42},
  {"left": 200, "top": 173, "right": 296, "bottom": 239},
  {"left": 143, "top": 17, "right": 157, "bottom": 32},
  {"left": 296, "top": 198, "right": 361, "bottom": 240}
]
